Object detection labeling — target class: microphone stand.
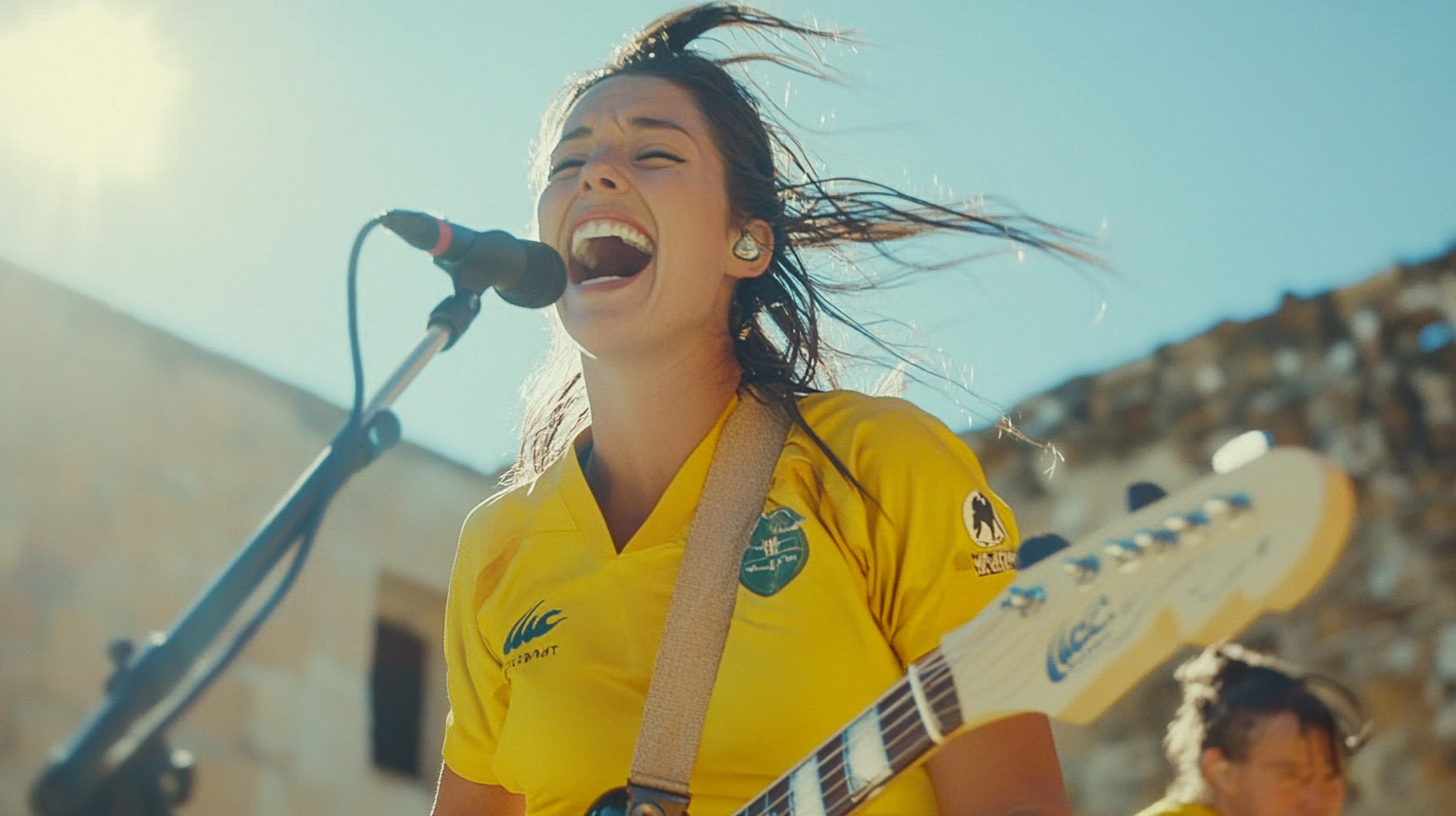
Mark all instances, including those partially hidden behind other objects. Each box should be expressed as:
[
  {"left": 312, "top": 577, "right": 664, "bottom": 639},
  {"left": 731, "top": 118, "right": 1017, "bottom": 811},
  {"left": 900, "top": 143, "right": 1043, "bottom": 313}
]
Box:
[{"left": 30, "top": 288, "right": 484, "bottom": 816}]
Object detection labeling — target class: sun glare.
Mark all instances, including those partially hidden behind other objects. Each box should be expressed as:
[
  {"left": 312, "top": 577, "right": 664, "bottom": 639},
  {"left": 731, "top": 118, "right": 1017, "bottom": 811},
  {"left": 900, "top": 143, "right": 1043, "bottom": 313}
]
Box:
[{"left": 0, "top": 4, "right": 187, "bottom": 185}]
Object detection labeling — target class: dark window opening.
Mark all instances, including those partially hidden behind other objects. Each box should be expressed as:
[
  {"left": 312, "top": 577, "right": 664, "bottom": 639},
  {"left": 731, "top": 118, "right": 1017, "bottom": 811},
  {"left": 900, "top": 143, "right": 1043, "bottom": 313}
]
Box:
[{"left": 371, "top": 619, "right": 425, "bottom": 777}]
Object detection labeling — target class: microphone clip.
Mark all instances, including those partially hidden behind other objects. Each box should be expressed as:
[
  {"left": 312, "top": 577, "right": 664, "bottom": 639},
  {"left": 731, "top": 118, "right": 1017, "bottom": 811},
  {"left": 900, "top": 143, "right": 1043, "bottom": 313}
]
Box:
[
  {"left": 433, "top": 229, "right": 528, "bottom": 298},
  {"left": 428, "top": 289, "right": 482, "bottom": 351}
]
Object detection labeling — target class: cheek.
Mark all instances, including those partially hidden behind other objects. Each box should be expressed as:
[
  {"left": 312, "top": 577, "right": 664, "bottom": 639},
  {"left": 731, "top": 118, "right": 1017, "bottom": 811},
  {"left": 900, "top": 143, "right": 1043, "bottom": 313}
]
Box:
[{"left": 536, "top": 185, "right": 570, "bottom": 242}]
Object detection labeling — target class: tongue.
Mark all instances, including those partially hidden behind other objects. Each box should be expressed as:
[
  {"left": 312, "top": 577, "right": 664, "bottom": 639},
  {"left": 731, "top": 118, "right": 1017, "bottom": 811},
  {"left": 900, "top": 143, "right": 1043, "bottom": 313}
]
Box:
[{"left": 582, "top": 236, "right": 651, "bottom": 281}]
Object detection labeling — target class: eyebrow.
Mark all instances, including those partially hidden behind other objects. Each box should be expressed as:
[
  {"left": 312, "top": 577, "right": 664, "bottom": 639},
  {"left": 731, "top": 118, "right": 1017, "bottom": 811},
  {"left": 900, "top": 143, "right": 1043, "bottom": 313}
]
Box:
[{"left": 556, "top": 116, "right": 692, "bottom": 146}]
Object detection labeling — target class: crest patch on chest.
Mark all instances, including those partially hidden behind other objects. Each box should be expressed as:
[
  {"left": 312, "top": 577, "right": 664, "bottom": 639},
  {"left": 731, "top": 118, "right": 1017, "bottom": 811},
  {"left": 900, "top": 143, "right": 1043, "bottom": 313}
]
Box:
[{"left": 740, "top": 507, "right": 809, "bottom": 596}]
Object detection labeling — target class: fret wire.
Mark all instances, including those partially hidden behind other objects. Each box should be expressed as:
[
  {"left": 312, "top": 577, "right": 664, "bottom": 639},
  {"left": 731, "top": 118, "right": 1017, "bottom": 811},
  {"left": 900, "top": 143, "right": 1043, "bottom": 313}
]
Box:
[
  {"left": 730, "top": 674, "right": 916, "bottom": 816},
  {"left": 916, "top": 654, "right": 959, "bottom": 733},
  {"left": 884, "top": 722, "right": 932, "bottom": 774},
  {"left": 822, "top": 686, "right": 916, "bottom": 814},
  {"left": 730, "top": 653, "right": 967, "bottom": 816},
  {"left": 739, "top": 696, "right": 960, "bottom": 816},
  {"left": 826, "top": 657, "right": 951, "bottom": 811},
  {"left": 798, "top": 684, "right": 962, "bottom": 816},
  {"left": 743, "top": 684, "right": 963, "bottom": 816},
  {"left": 878, "top": 693, "right": 928, "bottom": 772},
  {"left": 816, "top": 738, "right": 852, "bottom": 816},
  {"left": 877, "top": 685, "right": 920, "bottom": 745},
  {"left": 816, "top": 686, "right": 960, "bottom": 815},
  {"left": 906, "top": 664, "right": 944, "bottom": 744},
  {"left": 759, "top": 778, "right": 791, "bottom": 816},
  {"left": 817, "top": 684, "right": 922, "bottom": 816},
  {"left": 923, "top": 657, "right": 963, "bottom": 732}
]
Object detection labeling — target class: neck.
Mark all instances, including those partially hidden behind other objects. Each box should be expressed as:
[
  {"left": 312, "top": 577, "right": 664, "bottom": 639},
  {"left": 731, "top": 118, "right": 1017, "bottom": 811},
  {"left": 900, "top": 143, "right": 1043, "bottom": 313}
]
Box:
[{"left": 580, "top": 338, "right": 741, "bottom": 550}]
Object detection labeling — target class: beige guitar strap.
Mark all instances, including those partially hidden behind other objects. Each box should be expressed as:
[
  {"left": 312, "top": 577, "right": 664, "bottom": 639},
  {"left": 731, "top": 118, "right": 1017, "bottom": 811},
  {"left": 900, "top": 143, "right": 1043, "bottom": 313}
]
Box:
[{"left": 626, "top": 391, "right": 792, "bottom": 816}]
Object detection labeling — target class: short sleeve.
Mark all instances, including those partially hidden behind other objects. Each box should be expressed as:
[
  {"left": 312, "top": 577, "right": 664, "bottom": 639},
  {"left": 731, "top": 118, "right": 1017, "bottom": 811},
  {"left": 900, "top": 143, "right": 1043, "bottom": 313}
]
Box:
[
  {"left": 821, "top": 397, "right": 1020, "bottom": 666},
  {"left": 440, "top": 507, "right": 511, "bottom": 785}
]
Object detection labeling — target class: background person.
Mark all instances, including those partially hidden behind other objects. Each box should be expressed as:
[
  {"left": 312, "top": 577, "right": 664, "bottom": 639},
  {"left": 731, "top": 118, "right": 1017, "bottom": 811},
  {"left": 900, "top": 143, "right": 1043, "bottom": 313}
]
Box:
[{"left": 1137, "top": 642, "right": 1367, "bottom": 816}]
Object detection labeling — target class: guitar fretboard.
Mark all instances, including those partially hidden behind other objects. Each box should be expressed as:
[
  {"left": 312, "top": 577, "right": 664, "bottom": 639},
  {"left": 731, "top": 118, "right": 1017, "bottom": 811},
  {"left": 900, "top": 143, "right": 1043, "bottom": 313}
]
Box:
[{"left": 732, "top": 650, "right": 961, "bottom": 816}]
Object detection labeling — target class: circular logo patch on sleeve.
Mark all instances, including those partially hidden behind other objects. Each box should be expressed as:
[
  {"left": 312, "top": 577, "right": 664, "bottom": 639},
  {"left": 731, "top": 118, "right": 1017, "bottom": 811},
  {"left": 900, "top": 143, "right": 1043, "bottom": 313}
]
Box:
[
  {"left": 740, "top": 507, "right": 809, "bottom": 596},
  {"left": 963, "top": 490, "right": 1008, "bottom": 548}
]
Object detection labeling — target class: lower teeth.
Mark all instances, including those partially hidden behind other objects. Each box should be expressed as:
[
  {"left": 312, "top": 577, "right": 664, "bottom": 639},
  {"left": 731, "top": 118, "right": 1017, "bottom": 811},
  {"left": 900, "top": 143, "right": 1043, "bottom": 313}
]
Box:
[{"left": 580, "top": 275, "right": 628, "bottom": 287}]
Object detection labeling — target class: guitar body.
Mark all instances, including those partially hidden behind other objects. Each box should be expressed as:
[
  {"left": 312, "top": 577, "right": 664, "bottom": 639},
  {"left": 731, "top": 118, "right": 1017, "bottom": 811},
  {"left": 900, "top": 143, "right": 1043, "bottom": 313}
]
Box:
[{"left": 589, "top": 447, "right": 1354, "bottom": 816}]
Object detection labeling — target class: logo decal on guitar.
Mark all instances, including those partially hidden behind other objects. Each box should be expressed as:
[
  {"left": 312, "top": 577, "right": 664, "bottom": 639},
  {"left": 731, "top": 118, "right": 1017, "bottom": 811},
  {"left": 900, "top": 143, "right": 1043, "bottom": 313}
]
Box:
[
  {"left": 963, "top": 490, "right": 1008, "bottom": 548},
  {"left": 1046, "top": 595, "right": 1115, "bottom": 682},
  {"left": 740, "top": 507, "right": 808, "bottom": 596},
  {"left": 503, "top": 600, "right": 564, "bottom": 656}
]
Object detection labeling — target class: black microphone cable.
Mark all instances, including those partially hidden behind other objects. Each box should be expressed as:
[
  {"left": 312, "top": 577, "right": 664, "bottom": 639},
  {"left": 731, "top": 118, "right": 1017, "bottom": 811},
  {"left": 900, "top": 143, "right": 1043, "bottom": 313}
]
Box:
[
  {"left": 144, "top": 218, "right": 383, "bottom": 738},
  {"left": 140, "top": 211, "right": 563, "bottom": 738}
]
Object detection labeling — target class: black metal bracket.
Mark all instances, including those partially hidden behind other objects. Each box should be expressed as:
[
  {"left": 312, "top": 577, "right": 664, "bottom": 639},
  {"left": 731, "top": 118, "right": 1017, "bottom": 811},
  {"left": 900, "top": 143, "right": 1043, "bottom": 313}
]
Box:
[{"left": 625, "top": 784, "right": 691, "bottom": 816}]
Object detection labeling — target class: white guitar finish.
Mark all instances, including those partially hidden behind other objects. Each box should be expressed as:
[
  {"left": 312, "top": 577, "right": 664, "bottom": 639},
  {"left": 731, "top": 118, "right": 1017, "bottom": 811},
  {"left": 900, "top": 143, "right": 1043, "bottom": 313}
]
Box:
[{"left": 941, "top": 446, "right": 1355, "bottom": 731}]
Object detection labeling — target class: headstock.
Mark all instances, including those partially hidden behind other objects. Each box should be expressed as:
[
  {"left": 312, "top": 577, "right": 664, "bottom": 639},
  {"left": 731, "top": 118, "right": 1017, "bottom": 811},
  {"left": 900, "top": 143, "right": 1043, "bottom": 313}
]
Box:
[{"left": 940, "top": 447, "right": 1354, "bottom": 728}]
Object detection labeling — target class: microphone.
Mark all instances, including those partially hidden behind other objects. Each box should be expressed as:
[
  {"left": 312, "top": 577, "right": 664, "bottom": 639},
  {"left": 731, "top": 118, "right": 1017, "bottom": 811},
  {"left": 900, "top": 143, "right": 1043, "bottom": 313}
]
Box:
[{"left": 379, "top": 210, "right": 566, "bottom": 309}]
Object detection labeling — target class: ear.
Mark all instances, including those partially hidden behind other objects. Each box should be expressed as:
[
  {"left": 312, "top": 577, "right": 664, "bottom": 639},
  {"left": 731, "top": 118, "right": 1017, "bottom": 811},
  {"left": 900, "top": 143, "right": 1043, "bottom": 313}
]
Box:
[
  {"left": 1201, "top": 747, "right": 1237, "bottom": 797},
  {"left": 727, "top": 218, "right": 774, "bottom": 280}
]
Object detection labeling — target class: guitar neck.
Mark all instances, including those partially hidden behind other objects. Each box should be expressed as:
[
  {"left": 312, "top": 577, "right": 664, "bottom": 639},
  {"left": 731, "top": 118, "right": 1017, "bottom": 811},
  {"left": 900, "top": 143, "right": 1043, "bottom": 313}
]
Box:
[
  {"left": 705, "top": 448, "right": 1352, "bottom": 816},
  {"left": 731, "top": 650, "right": 961, "bottom": 816}
]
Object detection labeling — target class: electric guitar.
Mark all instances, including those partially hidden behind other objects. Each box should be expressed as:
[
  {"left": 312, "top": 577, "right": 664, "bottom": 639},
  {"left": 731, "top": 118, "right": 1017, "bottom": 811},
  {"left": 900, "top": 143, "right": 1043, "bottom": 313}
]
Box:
[{"left": 589, "top": 446, "right": 1355, "bottom": 816}]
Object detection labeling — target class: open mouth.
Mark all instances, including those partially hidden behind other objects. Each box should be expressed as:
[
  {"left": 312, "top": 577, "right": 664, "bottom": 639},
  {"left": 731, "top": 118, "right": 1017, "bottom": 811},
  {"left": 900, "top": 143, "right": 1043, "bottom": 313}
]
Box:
[{"left": 569, "top": 219, "right": 655, "bottom": 287}]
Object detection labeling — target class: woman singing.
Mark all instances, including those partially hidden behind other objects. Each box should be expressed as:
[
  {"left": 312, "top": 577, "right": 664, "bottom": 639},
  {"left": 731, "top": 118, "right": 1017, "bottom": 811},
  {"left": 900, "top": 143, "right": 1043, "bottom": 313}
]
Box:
[{"left": 434, "top": 5, "right": 1092, "bottom": 815}]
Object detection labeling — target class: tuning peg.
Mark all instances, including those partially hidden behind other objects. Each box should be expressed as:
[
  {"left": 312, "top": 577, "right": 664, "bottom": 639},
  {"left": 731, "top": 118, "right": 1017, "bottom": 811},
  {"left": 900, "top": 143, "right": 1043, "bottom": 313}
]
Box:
[
  {"left": 1165, "top": 510, "right": 1209, "bottom": 532},
  {"left": 1019, "top": 533, "right": 1071, "bottom": 569},
  {"left": 1103, "top": 538, "right": 1143, "bottom": 568},
  {"left": 1131, "top": 528, "right": 1178, "bottom": 553},
  {"left": 1203, "top": 492, "right": 1253, "bottom": 519},
  {"left": 1002, "top": 585, "right": 1047, "bottom": 615},
  {"left": 1063, "top": 554, "right": 1101, "bottom": 585},
  {"left": 1127, "top": 481, "right": 1167, "bottom": 512}
]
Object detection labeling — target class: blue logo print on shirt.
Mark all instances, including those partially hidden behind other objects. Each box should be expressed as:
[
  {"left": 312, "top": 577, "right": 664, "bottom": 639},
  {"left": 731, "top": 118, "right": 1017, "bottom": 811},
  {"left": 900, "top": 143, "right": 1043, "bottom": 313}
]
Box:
[{"left": 504, "top": 600, "right": 565, "bottom": 655}]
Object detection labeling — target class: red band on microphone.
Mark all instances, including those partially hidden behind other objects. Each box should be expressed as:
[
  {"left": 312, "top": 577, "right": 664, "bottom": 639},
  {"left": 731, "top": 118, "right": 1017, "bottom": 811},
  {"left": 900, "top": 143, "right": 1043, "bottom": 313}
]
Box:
[{"left": 428, "top": 220, "right": 453, "bottom": 256}]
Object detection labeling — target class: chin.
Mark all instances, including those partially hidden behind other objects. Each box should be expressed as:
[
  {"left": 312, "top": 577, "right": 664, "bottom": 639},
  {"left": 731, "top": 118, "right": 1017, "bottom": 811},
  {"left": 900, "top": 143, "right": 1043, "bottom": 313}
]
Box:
[{"left": 559, "top": 316, "right": 655, "bottom": 363}]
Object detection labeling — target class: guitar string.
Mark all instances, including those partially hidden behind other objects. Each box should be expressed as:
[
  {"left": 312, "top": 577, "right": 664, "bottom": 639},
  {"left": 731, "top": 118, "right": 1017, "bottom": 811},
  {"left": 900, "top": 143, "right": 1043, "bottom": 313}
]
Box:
[
  {"left": 732, "top": 483, "right": 1219, "bottom": 814},
  {"left": 789, "top": 541, "right": 1186, "bottom": 814},
  {"left": 731, "top": 658, "right": 960, "bottom": 816},
  {"left": 736, "top": 676, "right": 957, "bottom": 816},
  {"left": 731, "top": 681, "right": 935, "bottom": 816}
]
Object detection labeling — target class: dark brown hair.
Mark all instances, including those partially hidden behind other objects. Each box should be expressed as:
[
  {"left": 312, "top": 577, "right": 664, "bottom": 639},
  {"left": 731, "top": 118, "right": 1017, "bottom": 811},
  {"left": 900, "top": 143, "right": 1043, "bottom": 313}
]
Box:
[
  {"left": 1163, "top": 642, "right": 1367, "bottom": 803},
  {"left": 507, "top": 3, "right": 1097, "bottom": 486}
]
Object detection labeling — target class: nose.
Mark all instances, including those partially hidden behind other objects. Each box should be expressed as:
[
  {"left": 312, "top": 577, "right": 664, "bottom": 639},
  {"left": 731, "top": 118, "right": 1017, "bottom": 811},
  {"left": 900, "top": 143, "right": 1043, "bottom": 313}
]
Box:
[{"left": 580, "top": 155, "right": 625, "bottom": 194}]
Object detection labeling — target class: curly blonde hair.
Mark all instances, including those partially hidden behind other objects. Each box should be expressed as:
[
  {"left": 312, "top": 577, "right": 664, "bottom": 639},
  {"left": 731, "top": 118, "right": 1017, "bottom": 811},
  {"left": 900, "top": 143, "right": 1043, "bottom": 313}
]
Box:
[{"left": 1163, "top": 642, "right": 1367, "bottom": 803}]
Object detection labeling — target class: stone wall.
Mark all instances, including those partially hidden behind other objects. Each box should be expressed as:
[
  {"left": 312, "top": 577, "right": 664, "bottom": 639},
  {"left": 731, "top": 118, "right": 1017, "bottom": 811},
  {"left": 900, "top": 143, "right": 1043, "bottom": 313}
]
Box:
[
  {"left": 966, "top": 248, "right": 1456, "bottom": 815},
  {"left": 0, "top": 259, "right": 500, "bottom": 816}
]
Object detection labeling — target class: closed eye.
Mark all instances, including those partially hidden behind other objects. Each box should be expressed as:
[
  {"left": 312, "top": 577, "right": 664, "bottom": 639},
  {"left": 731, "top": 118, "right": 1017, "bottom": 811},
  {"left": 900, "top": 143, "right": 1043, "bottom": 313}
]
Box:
[
  {"left": 637, "top": 150, "right": 684, "bottom": 164},
  {"left": 548, "top": 158, "right": 585, "bottom": 178}
]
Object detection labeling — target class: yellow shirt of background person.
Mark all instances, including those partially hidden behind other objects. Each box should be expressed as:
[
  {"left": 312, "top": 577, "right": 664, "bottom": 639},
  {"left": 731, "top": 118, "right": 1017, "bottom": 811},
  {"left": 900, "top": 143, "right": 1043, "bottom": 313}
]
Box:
[
  {"left": 1134, "top": 800, "right": 1220, "bottom": 816},
  {"left": 441, "top": 391, "right": 1021, "bottom": 816}
]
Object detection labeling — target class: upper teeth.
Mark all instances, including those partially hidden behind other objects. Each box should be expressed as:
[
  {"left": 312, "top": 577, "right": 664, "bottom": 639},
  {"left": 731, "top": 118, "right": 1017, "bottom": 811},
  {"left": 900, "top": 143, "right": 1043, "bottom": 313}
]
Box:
[{"left": 571, "top": 219, "right": 655, "bottom": 265}]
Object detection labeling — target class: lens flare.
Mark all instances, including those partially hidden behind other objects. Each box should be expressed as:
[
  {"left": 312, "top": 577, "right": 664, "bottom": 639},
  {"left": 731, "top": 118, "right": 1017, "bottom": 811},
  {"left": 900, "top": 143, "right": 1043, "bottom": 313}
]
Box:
[{"left": 0, "top": 4, "right": 187, "bottom": 185}]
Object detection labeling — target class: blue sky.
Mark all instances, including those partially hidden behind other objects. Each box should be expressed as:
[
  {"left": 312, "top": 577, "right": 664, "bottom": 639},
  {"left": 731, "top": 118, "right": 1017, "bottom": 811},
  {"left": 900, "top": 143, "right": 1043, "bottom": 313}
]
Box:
[{"left": 1, "top": 1, "right": 1453, "bottom": 474}]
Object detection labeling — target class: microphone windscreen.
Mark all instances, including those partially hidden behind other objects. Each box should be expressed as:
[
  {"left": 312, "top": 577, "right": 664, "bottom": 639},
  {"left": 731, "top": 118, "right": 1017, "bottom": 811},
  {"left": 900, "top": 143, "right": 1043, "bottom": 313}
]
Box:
[{"left": 497, "top": 241, "right": 567, "bottom": 309}]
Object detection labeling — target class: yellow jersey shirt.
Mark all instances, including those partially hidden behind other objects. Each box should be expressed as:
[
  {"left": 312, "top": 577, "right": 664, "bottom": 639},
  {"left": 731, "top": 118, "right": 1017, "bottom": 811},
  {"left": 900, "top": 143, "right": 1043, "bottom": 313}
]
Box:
[{"left": 442, "top": 391, "right": 1021, "bottom": 816}]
